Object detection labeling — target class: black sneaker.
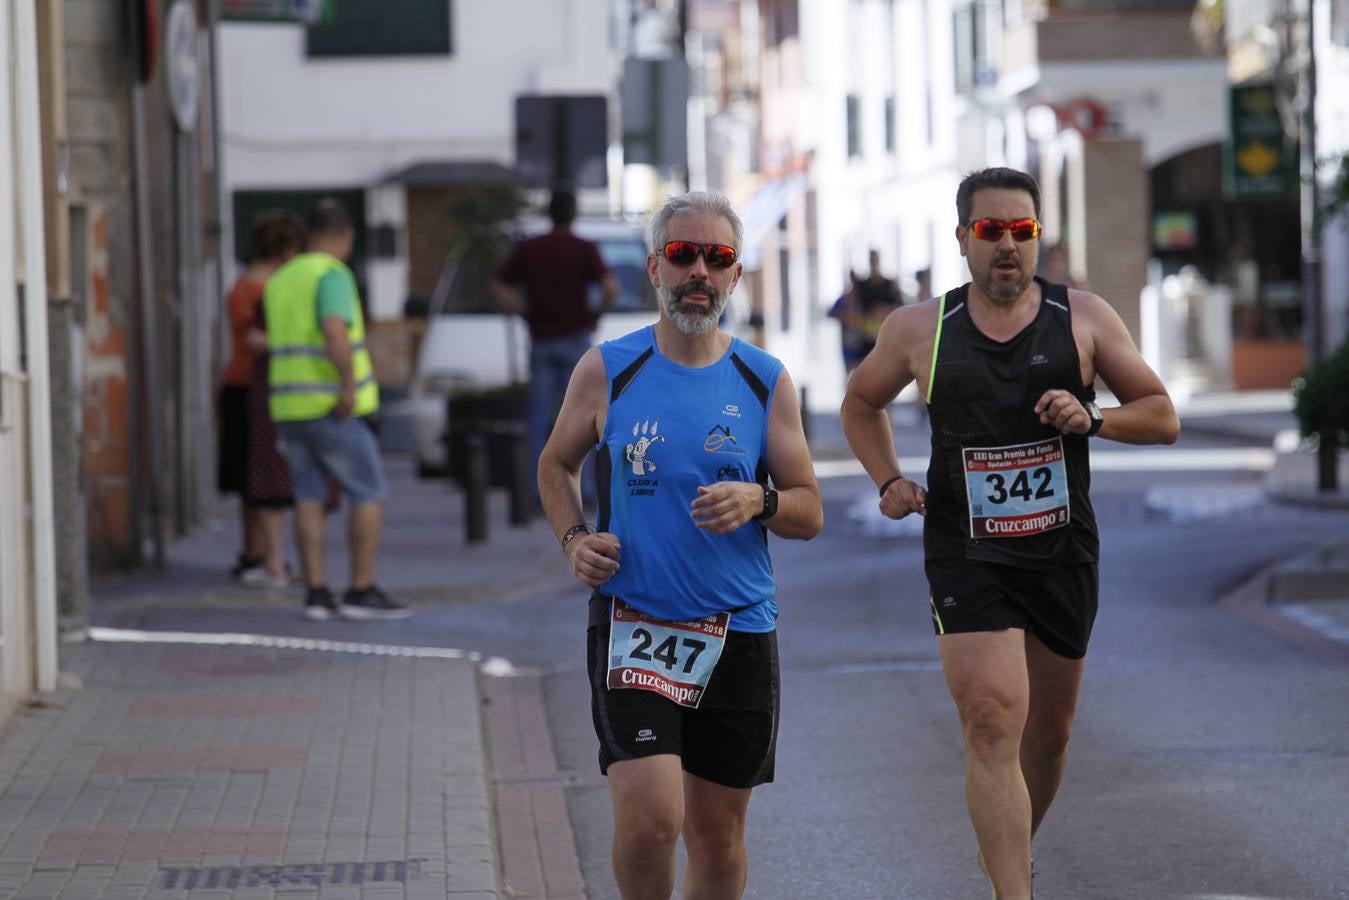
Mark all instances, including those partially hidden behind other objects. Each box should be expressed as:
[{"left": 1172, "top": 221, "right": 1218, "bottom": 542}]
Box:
[
  {"left": 304, "top": 586, "right": 340, "bottom": 621},
  {"left": 340, "top": 585, "right": 414, "bottom": 620}
]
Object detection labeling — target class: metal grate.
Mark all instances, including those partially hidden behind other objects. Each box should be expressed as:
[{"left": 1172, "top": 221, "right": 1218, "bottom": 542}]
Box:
[{"left": 158, "top": 860, "right": 421, "bottom": 890}]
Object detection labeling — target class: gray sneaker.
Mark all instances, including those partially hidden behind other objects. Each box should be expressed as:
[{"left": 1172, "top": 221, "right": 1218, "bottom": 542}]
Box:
[
  {"left": 304, "top": 586, "right": 340, "bottom": 621},
  {"left": 340, "top": 585, "right": 414, "bottom": 620}
]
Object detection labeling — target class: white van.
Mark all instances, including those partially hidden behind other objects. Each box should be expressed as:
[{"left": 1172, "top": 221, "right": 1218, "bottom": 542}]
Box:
[{"left": 410, "top": 217, "right": 658, "bottom": 475}]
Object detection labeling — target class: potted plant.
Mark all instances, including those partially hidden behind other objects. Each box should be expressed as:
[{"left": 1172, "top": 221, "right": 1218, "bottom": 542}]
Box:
[{"left": 1293, "top": 338, "right": 1349, "bottom": 490}]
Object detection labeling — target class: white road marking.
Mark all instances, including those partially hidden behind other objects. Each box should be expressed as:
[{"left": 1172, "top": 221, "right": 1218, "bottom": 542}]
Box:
[
  {"left": 815, "top": 447, "right": 1276, "bottom": 480},
  {"left": 1274, "top": 605, "right": 1349, "bottom": 646}
]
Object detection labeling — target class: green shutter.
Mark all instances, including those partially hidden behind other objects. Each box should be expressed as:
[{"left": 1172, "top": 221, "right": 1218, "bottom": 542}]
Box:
[{"left": 306, "top": 0, "right": 452, "bottom": 57}]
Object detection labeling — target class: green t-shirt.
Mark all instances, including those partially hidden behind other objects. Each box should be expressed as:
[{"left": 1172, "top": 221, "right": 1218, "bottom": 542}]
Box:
[{"left": 316, "top": 268, "right": 356, "bottom": 325}]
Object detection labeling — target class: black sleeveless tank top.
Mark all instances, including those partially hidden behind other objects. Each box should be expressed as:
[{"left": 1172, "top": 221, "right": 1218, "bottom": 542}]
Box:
[{"left": 923, "top": 278, "right": 1099, "bottom": 569}]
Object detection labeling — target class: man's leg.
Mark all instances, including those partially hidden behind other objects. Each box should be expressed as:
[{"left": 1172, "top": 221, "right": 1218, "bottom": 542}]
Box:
[
  {"left": 1021, "top": 632, "right": 1085, "bottom": 837},
  {"left": 681, "top": 773, "right": 753, "bottom": 900},
  {"left": 938, "top": 629, "right": 1033, "bottom": 900},
  {"left": 293, "top": 500, "right": 327, "bottom": 587},
  {"left": 608, "top": 754, "right": 685, "bottom": 900},
  {"left": 347, "top": 501, "right": 381, "bottom": 590}
]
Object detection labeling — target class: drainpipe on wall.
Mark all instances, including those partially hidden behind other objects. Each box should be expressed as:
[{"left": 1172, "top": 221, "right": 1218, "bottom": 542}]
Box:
[
  {"left": 126, "top": 0, "right": 166, "bottom": 567},
  {"left": 15, "top": 0, "right": 59, "bottom": 691},
  {"left": 0, "top": 0, "right": 31, "bottom": 709}
]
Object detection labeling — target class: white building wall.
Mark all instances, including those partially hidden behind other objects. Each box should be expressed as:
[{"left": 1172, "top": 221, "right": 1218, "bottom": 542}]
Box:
[
  {"left": 788, "top": 0, "right": 962, "bottom": 407},
  {"left": 1316, "top": 0, "right": 1349, "bottom": 351},
  {"left": 1033, "top": 59, "right": 1229, "bottom": 167},
  {"left": 217, "top": 1, "right": 621, "bottom": 314}
]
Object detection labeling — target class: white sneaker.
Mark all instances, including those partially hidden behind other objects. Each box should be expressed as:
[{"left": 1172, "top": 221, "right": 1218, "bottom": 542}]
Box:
[{"left": 241, "top": 567, "right": 290, "bottom": 589}]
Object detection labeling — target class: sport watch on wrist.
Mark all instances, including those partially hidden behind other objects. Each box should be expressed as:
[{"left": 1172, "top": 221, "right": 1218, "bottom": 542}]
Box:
[
  {"left": 1084, "top": 401, "right": 1104, "bottom": 437},
  {"left": 755, "top": 485, "right": 779, "bottom": 521}
]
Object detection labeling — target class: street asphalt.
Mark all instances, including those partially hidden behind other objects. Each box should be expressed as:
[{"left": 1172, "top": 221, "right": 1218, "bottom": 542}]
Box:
[{"left": 0, "top": 390, "right": 1343, "bottom": 898}]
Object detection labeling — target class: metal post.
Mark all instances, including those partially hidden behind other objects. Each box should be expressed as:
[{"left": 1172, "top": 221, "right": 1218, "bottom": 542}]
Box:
[
  {"left": 464, "top": 434, "right": 488, "bottom": 544},
  {"left": 1299, "top": 0, "right": 1337, "bottom": 491},
  {"left": 507, "top": 427, "right": 532, "bottom": 526}
]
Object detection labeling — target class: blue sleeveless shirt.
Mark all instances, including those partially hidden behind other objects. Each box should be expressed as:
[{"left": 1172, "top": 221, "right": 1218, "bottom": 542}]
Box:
[{"left": 596, "top": 326, "right": 782, "bottom": 633}]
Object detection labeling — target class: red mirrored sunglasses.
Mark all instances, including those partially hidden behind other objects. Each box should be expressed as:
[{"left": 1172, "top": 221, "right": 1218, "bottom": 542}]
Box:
[
  {"left": 968, "top": 218, "right": 1042, "bottom": 242},
  {"left": 659, "top": 240, "right": 739, "bottom": 269}
]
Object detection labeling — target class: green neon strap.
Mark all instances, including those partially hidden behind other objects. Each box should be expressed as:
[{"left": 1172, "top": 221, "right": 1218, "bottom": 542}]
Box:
[
  {"left": 925, "top": 291, "right": 949, "bottom": 405},
  {"left": 929, "top": 596, "right": 945, "bottom": 635}
]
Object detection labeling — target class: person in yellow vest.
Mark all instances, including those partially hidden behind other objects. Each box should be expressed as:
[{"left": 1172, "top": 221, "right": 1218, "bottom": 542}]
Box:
[{"left": 265, "top": 198, "right": 412, "bottom": 621}]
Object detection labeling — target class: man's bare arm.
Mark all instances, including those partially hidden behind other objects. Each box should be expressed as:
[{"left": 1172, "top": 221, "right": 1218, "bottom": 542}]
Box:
[
  {"left": 489, "top": 276, "right": 523, "bottom": 317},
  {"left": 1076, "top": 292, "right": 1180, "bottom": 445},
  {"left": 538, "top": 348, "right": 620, "bottom": 587},
  {"left": 321, "top": 314, "right": 355, "bottom": 417}
]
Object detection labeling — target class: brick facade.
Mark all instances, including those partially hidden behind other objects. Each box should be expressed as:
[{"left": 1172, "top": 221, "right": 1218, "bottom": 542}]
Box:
[{"left": 1082, "top": 138, "right": 1149, "bottom": 345}]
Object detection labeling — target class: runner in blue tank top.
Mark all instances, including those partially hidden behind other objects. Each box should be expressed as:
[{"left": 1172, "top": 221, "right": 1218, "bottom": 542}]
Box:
[
  {"left": 538, "top": 191, "right": 822, "bottom": 900},
  {"left": 841, "top": 168, "right": 1179, "bottom": 900}
]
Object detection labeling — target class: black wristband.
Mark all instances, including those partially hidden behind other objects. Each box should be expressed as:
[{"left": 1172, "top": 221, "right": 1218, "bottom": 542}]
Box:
[
  {"left": 878, "top": 475, "right": 905, "bottom": 498},
  {"left": 560, "top": 523, "right": 592, "bottom": 548}
]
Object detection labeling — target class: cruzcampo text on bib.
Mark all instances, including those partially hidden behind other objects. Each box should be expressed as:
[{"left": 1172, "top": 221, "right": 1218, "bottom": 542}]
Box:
[
  {"left": 607, "top": 599, "right": 731, "bottom": 709},
  {"left": 963, "top": 436, "right": 1070, "bottom": 539}
]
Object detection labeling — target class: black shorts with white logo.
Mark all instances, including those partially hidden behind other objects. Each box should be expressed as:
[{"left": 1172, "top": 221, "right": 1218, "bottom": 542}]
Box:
[
  {"left": 925, "top": 558, "right": 1099, "bottom": 659},
  {"left": 586, "top": 593, "right": 779, "bottom": 789}
]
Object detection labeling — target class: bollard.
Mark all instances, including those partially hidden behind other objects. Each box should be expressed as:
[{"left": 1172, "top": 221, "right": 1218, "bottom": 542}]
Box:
[
  {"left": 507, "top": 427, "right": 532, "bottom": 526},
  {"left": 799, "top": 384, "right": 810, "bottom": 444},
  {"left": 464, "top": 433, "right": 488, "bottom": 543}
]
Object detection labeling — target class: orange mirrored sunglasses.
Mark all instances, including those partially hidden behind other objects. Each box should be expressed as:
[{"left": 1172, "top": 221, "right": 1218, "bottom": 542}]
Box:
[
  {"left": 659, "top": 240, "right": 739, "bottom": 269},
  {"left": 968, "top": 218, "right": 1042, "bottom": 242}
]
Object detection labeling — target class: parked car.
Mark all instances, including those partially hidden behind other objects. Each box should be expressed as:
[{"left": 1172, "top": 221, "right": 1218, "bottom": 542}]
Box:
[{"left": 410, "top": 216, "right": 659, "bottom": 476}]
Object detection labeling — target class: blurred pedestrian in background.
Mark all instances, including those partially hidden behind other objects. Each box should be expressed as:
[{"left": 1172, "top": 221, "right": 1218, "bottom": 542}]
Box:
[
  {"left": 265, "top": 198, "right": 412, "bottom": 622},
  {"left": 853, "top": 248, "right": 904, "bottom": 360},
  {"left": 490, "top": 188, "right": 620, "bottom": 501},
  {"left": 828, "top": 268, "right": 863, "bottom": 375},
  {"left": 218, "top": 209, "right": 306, "bottom": 585}
]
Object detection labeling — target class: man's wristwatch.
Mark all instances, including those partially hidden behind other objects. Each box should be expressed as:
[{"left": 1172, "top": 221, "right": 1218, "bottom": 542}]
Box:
[
  {"left": 1084, "top": 401, "right": 1105, "bottom": 437},
  {"left": 755, "top": 485, "right": 779, "bottom": 521}
]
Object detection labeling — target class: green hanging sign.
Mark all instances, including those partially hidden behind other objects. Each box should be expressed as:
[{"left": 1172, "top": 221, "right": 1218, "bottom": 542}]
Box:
[
  {"left": 1224, "top": 82, "right": 1298, "bottom": 199},
  {"left": 220, "top": 0, "right": 333, "bottom": 24}
]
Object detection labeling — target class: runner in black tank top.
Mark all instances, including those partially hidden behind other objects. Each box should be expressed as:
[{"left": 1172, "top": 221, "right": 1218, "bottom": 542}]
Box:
[
  {"left": 840, "top": 168, "right": 1179, "bottom": 900},
  {"left": 925, "top": 276, "right": 1099, "bottom": 569}
]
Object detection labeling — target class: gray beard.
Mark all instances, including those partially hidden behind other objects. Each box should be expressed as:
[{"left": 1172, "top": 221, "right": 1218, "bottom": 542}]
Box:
[{"left": 662, "top": 284, "right": 727, "bottom": 335}]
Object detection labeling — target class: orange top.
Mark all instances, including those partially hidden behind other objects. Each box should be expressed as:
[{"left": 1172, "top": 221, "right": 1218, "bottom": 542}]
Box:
[{"left": 221, "top": 277, "right": 267, "bottom": 386}]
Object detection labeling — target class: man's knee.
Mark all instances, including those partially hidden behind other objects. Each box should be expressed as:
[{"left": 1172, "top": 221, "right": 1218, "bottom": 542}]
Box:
[
  {"left": 1023, "top": 715, "right": 1073, "bottom": 759},
  {"left": 614, "top": 802, "right": 681, "bottom": 855},
  {"left": 683, "top": 815, "right": 746, "bottom": 866},
  {"left": 958, "top": 692, "right": 1026, "bottom": 759}
]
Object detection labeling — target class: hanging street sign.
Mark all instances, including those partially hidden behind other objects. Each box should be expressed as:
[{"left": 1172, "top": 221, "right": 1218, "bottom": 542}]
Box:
[{"left": 1224, "top": 82, "right": 1298, "bottom": 199}]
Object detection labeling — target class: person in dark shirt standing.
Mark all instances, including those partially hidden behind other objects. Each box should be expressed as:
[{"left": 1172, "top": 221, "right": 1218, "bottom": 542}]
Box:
[
  {"left": 853, "top": 248, "right": 904, "bottom": 360},
  {"left": 491, "top": 189, "right": 620, "bottom": 494}
]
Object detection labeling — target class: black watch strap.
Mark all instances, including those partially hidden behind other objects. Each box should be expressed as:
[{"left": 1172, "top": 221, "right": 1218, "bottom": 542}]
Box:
[
  {"left": 1085, "top": 401, "right": 1104, "bottom": 437},
  {"left": 754, "top": 485, "right": 778, "bottom": 521}
]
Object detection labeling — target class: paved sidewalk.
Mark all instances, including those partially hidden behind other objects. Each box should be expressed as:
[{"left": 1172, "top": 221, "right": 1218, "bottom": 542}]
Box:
[
  {"left": 0, "top": 456, "right": 566, "bottom": 899},
  {"left": 0, "top": 639, "right": 495, "bottom": 898}
]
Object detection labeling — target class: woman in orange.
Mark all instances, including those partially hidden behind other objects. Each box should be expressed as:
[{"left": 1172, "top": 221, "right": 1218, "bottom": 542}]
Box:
[{"left": 218, "top": 210, "right": 306, "bottom": 585}]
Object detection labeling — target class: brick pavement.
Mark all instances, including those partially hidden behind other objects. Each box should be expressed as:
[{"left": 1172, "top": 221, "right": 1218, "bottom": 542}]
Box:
[{"left": 0, "top": 639, "right": 499, "bottom": 899}]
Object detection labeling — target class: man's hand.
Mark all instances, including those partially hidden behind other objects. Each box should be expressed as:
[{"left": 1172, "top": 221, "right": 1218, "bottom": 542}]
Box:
[
  {"left": 1035, "top": 389, "right": 1090, "bottom": 435},
  {"left": 691, "top": 482, "right": 762, "bottom": 534},
  {"left": 880, "top": 477, "right": 927, "bottom": 519},
  {"left": 335, "top": 382, "right": 356, "bottom": 418},
  {"left": 565, "top": 532, "right": 621, "bottom": 587}
]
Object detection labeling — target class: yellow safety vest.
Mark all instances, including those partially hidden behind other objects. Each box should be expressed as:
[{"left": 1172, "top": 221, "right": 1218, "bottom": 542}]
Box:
[{"left": 264, "top": 252, "right": 379, "bottom": 422}]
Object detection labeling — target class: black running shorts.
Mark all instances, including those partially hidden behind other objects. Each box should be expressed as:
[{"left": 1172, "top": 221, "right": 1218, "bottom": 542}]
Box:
[
  {"left": 586, "top": 593, "right": 779, "bottom": 789},
  {"left": 924, "top": 558, "right": 1099, "bottom": 659}
]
